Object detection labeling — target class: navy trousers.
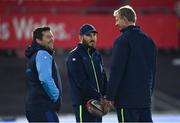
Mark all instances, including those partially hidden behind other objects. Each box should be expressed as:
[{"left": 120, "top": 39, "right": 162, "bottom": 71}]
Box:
[
  {"left": 73, "top": 104, "right": 102, "bottom": 123},
  {"left": 116, "top": 107, "right": 153, "bottom": 122},
  {"left": 26, "top": 108, "right": 59, "bottom": 122}
]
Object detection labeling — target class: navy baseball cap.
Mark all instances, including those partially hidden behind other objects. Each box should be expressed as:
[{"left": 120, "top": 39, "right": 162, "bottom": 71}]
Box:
[{"left": 79, "top": 24, "right": 98, "bottom": 35}]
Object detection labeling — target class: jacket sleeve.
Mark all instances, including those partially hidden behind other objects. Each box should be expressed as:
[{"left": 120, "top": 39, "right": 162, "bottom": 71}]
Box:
[
  {"left": 36, "top": 50, "right": 60, "bottom": 102},
  {"left": 151, "top": 45, "right": 157, "bottom": 95},
  {"left": 66, "top": 53, "right": 100, "bottom": 100},
  {"left": 102, "top": 69, "right": 108, "bottom": 96},
  {"left": 107, "top": 38, "right": 130, "bottom": 101},
  {"left": 99, "top": 55, "right": 108, "bottom": 96}
]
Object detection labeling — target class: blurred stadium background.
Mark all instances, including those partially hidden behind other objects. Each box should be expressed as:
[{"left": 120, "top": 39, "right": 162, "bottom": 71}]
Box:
[{"left": 0, "top": 0, "right": 180, "bottom": 122}]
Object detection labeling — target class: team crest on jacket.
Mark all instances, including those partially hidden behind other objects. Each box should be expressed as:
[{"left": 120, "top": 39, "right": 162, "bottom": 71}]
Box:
[{"left": 72, "top": 58, "right": 76, "bottom": 61}]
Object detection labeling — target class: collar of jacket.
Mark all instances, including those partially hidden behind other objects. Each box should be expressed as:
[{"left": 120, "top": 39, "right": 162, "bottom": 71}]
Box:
[
  {"left": 120, "top": 25, "right": 140, "bottom": 33},
  {"left": 25, "top": 41, "right": 55, "bottom": 58},
  {"left": 77, "top": 43, "right": 96, "bottom": 55}
]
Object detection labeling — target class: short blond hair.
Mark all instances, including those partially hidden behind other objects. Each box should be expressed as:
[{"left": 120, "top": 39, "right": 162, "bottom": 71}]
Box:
[{"left": 113, "top": 5, "right": 137, "bottom": 22}]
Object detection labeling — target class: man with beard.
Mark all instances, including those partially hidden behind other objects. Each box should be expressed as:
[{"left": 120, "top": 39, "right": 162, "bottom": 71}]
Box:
[
  {"left": 25, "top": 27, "right": 62, "bottom": 122},
  {"left": 66, "top": 24, "right": 108, "bottom": 122}
]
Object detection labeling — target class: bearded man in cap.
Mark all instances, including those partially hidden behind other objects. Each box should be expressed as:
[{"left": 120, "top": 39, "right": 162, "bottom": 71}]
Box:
[{"left": 66, "top": 24, "right": 108, "bottom": 122}]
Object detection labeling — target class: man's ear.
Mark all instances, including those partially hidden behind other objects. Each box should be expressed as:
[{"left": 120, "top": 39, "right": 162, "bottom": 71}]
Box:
[
  {"left": 123, "top": 16, "right": 129, "bottom": 24},
  {"left": 36, "top": 39, "right": 42, "bottom": 44},
  {"left": 79, "top": 35, "right": 83, "bottom": 41}
]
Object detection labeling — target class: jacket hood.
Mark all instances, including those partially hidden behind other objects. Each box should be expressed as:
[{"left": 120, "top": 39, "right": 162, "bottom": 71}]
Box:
[{"left": 25, "top": 41, "right": 54, "bottom": 58}]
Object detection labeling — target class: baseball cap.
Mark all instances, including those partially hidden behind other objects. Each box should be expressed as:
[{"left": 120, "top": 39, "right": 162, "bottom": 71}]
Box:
[{"left": 79, "top": 24, "right": 98, "bottom": 35}]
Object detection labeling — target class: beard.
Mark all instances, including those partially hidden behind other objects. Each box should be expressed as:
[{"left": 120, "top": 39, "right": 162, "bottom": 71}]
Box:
[
  {"left": 82, "top": 39, "right": 95, "bottom": 48},
  {"left": 42, "top": 41, "right": 54, "bottom": 52}
]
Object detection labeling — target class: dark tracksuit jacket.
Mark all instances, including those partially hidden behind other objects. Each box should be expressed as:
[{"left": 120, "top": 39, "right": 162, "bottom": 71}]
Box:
[
  {"left": 107, "top": 26, "right": 157, "bottom": 121},
  {"left": 66, "top": 43, "right": 107, "bottom": 122},
  {"left": 25, "top": 42, "right": 62, "bottom": 122}
]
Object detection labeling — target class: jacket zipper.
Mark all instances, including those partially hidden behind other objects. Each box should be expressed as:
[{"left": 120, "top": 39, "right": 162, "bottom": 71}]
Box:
[{"left": 88, "top": 48, "right": 100, "bottom": 93}]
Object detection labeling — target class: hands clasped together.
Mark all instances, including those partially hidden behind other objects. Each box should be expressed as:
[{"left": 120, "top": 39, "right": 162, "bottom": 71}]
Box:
[
  {"left": 86, "top": 96, "right": 115, "bottom": 117},
  {"left": 100, "top": 96, "right": 115, "bottom": 114}
]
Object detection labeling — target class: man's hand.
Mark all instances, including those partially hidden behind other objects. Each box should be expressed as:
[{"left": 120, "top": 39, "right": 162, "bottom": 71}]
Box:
[
  {"left": 107, "top": 101, "right": 115, "bottom": 110},
  {"left": 53, "top": 96, "right": 62, "bottom": 112},
  {"left": 100, "top": 96, "right": 114, "bottom": 114}
]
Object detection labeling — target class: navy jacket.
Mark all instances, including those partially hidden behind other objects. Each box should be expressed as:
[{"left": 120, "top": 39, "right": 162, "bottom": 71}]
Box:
[
  {"left": 66, "top": 43, "right": 107, "bottom": 106},
  {"left": 25, "top": 42, "right": 62, "bottom": 111},
  {"left": 107, "top": 26, "right": 157, "bottom": 108}
]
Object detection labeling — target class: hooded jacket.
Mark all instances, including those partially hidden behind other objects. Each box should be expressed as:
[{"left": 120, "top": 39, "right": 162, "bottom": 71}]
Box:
[{"left": 25, "top": 42, "right": 62, "bottom": 111}]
